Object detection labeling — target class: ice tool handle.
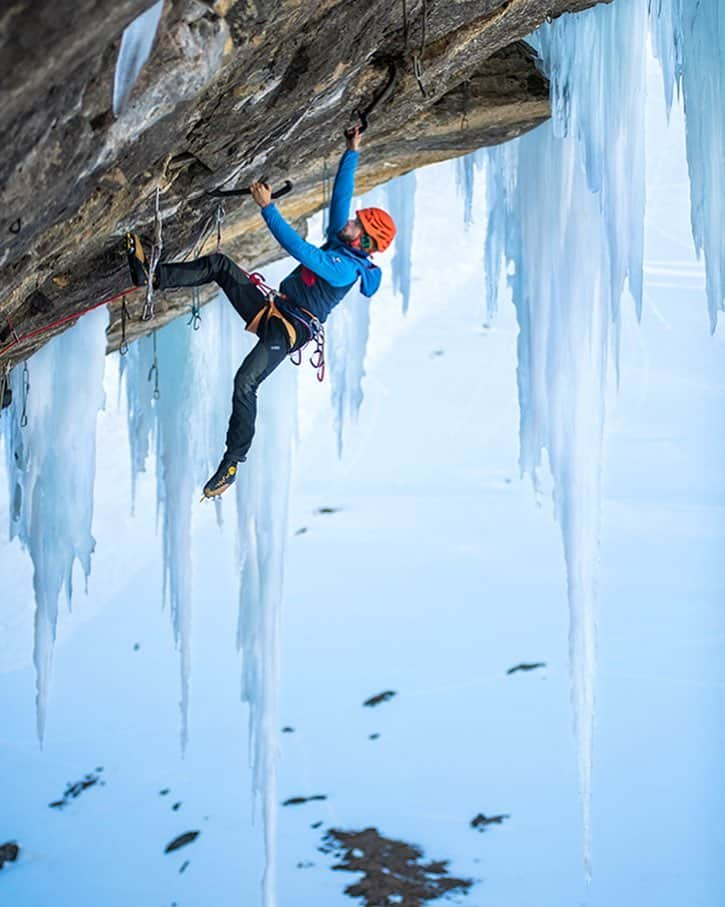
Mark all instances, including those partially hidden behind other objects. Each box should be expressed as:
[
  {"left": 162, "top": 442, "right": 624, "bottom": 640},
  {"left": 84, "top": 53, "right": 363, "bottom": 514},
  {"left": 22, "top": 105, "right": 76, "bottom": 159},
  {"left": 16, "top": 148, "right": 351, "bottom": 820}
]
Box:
[{"left": 207, "top": 180, "right": 293, "bottom": 199}]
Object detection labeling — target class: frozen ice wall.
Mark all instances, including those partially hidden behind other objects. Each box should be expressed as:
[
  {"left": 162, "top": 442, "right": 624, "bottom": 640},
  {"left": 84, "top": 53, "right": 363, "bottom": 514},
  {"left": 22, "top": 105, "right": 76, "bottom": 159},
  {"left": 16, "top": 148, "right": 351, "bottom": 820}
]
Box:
[
  {"left": 485, "top": 0, "right": 648, "bottom": 878},
  {"left": 113, "top": 0, "right": 164, "bottom": 115},
  {"left": 120, "top": 289, "right": 294, "bottom": 904},
  {"left": 649, "top": 0, "right": 724, "bottom": 329},
  {"left": 1, "top": 308, "right": 107, "bottom": 741}
]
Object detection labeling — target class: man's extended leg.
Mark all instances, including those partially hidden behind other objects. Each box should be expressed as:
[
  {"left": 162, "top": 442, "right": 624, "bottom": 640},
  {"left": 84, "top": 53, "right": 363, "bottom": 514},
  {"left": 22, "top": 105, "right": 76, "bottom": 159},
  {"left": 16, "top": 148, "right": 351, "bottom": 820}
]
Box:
[
  {"left": 156, "top": 253, "right": 264, "bottom": 324},
  {"left": 125, "top": 236, "right": 264, "bottom": 324},
  {"left": 203, "top": 319, "right": 290, "bottom": 498}
]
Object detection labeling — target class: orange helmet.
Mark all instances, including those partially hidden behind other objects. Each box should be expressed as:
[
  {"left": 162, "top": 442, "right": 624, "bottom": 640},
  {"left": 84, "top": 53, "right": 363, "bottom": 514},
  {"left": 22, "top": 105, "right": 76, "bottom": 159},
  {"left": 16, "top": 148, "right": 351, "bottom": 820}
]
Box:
[{"left": 356, "top": 207, "right": 396, "bottom": 252}]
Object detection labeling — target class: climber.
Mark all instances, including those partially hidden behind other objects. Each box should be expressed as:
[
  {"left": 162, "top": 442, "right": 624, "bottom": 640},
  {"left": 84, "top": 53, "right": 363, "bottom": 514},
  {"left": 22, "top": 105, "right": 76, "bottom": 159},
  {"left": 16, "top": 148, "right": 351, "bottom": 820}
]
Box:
[{"left": 125, "top": 125, "right": 396, "bottom": 499}]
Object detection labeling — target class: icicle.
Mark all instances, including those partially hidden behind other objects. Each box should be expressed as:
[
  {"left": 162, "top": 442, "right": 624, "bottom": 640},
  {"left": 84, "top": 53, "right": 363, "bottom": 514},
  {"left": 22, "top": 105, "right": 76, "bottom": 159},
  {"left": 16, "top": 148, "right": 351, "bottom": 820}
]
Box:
[
  {"left": 120, "top": 333, "right": 157, "bottom": 512},
  {"left": 455, "top": 151, "right": 484, "bottom": 230},
  {"left": 325, "top": 288, "right": 371, "bottom": 458},
  {"left": 113, "top": 0, "right": 164, "bottom": 115},
  {"left": 385, "top": 171, "right": 416, "bottom": 313},
  {"left": 1, "top": 308, "right": 107, "bottom": 742},
  {"left": 648, "top": 0, "right": 724, "bottom": 329},
  {"left": 485, "top": 0, "right": 648, "bottom": 879},
  {"left": 235, "top": 343, "right": 297, "bottom": 907}
]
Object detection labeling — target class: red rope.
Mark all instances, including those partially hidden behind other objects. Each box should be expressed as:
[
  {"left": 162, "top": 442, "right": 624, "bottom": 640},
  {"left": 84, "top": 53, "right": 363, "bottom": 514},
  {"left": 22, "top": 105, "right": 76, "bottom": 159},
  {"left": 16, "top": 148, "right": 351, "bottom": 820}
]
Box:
[{"left": 0, "top": 286, "right": 140, "bottom": 360}]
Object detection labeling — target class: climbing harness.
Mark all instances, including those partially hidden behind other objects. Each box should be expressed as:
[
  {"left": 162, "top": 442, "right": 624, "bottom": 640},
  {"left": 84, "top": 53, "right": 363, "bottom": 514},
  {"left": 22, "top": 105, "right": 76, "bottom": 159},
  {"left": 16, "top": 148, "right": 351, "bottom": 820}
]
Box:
[
  {"left": 208, "top": 201, "right": 324, "bottom": 377},
  {"left": 119, "top": 294, "right": 131, "bottom": 355},
  {"left": 141, "top": 187, "right": 163, "bottom": 322},
  {"left": 206, "top": 179, "right": 293, "bottom": 200},
  {"left": 148, "top": 330, "right": 160, "bottom": 400},
  {"left": 19, "top": 361, "right": 30, "bottom": 428}
]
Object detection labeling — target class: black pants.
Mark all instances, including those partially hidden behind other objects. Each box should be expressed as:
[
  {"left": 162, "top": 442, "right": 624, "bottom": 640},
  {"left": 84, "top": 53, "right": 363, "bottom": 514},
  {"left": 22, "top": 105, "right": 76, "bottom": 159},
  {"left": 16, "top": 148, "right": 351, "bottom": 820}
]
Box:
[{"left": 157, "top": 253, "right": 291, "bottom": 462}]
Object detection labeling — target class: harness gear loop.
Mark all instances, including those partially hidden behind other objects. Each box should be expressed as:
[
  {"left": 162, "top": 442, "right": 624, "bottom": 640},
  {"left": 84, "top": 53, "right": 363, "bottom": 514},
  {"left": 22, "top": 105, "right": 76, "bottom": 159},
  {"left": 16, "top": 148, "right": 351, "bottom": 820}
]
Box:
[
  {"left": 309, "top": 325, "right": 326, "bottom": 382},
  {"left": 119, "top": 294, "right": 130, "bottom": 355},
  {"left": 20, "top": 361, "right": 30, "bottom": 428},
  {"left": 188, "top": 287, "right": 202, "bottom": 331},
  {"left": 148, "top": 329, "right": 160, "bottom": 400},
  {"left": 141, "top": 187, "right": 163, "bottom": 322}
]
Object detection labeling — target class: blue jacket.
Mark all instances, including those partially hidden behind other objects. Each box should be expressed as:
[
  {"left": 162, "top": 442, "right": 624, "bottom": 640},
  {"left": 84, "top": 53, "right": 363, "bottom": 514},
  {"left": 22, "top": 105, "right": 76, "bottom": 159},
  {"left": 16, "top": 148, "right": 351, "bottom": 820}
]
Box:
[{"left": 261, "top": 150, "right": 381, "bottom": 323}]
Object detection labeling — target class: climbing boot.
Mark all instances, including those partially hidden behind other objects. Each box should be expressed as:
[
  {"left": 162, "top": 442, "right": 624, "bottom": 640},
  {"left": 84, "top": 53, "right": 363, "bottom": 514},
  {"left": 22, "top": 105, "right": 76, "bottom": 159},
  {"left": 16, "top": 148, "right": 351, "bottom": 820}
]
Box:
[
  {"left": 202, "top": 456, "right": 239, "bottom": 499},
  {"left": 125, "top": 232, "right": 151, "bottom": 287}
]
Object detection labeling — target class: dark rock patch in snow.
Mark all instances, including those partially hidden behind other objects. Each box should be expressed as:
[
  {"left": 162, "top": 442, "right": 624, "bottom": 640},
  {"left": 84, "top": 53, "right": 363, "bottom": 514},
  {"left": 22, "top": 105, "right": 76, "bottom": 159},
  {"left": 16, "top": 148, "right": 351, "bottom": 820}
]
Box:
[
  {"left": 283, "top": 795, "right": 327, "bottom": 807},
  {"left": 506, "top": 662, "right": 546, "bottom": 674},
  {"left": 322, "top": 827, "right": 473, "bottom": 906},
  {"left": 470, "top": 813, "right": 509, "bottom": 832},
  {"left": 49, "top": 768, "right": 104, "bottom": 808}
]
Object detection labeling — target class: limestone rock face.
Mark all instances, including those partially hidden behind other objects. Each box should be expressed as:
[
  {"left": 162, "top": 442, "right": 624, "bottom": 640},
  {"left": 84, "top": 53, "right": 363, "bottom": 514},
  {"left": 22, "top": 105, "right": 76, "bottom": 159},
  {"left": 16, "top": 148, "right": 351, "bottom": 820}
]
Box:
[{"left": 0, "top": 0, "right": 606, "bottom": 363}]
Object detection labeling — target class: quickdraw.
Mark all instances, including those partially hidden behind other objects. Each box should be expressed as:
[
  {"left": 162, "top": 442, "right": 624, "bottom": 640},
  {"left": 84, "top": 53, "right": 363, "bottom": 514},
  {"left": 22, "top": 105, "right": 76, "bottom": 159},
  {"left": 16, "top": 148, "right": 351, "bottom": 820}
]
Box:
[
  {"left": 401, "top": 0, "right": 428, "bottom": 98},
  {"left": 148, "top": 329, "right": 160, "bottom": 400},
  {"left": 188, "top": 287, "right": 202, "bottom": 331},
  {"left": 20, "top": 361, "right": 30, "bottom": 428},
  {"left": 119, "top": 294, "right": 131, "bottom": 355},
  {"left": 141, "top": 187, "right": 163, "bottom": 322}
]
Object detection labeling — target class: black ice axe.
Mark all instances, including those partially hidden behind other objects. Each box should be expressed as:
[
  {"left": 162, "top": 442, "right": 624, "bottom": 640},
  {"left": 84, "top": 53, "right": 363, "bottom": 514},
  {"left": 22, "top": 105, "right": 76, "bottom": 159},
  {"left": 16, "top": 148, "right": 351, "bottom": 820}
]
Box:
[{"left": 206, "top": 179, "right": 293, "bottom": 199}]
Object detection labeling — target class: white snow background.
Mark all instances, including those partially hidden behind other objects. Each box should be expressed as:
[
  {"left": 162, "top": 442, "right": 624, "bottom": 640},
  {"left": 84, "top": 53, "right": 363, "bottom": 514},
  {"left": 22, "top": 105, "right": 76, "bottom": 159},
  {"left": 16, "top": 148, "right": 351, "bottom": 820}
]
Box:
[{"left": 1, "top": 3, "right": 724, "bottom": 906}]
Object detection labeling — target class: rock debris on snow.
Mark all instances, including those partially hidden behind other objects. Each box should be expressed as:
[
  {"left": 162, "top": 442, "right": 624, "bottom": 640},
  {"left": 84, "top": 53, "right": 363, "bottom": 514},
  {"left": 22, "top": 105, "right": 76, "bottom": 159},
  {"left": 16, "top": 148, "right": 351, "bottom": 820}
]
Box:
[
  {"left": 363, "top": 691, "right": 396, "bottom": 708},
  {"left": 164, "top": 831, "right": 200, "bottom": 853}
]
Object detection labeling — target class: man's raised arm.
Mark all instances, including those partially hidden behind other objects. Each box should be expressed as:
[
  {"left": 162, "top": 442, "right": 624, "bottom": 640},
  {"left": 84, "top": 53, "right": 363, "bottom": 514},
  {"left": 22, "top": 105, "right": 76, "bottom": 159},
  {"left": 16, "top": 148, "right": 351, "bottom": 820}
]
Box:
[{"left": 327, "top": 127, "right": 361, "bottom": 240}]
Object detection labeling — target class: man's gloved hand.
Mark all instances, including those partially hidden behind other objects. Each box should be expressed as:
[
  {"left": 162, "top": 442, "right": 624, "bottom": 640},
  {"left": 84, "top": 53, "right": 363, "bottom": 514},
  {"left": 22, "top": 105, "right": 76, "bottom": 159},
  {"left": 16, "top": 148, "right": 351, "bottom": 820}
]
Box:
[
  {"left": 250, "top": 181, "right": 273, "bottom": 208},
  {"left": 344, "top": 125, "right": 361, "bottom": 151}
]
